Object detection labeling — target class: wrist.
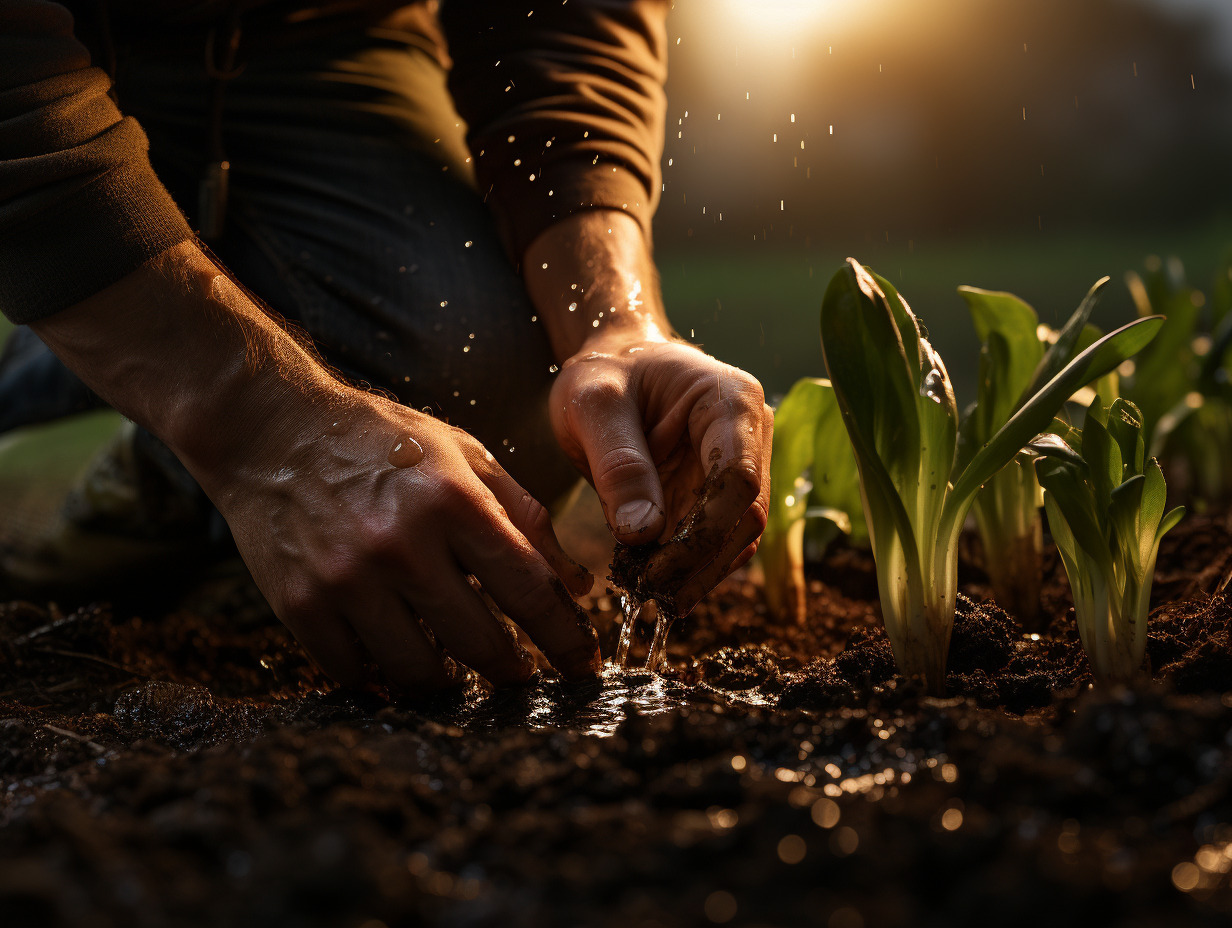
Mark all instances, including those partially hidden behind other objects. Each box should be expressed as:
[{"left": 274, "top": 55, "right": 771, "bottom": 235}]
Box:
[{"left": 523, "top": 210, "right": 674, "bottom": 359}]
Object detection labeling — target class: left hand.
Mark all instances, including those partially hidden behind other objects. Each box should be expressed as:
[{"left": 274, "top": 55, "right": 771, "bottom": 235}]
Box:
[{"left": 549, "top": 332, "right": 773, "bottom": 613}]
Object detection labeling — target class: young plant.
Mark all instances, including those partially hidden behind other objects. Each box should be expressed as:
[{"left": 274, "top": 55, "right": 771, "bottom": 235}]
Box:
[
  {"left": 820, "top": 259, "right": 1162, "bottom": 693},
  {"left": 1123, "top": 253, "right": 1232, "bottom": 505},
  {"left": 1033, "top": 398, "right": 1185, "bottom": 683},
  {"left": 956, "top": 282, "right": 1113, "bottom": 627},
  {"left": 761, "top": 378, "right": 865, "bottom": 624}
]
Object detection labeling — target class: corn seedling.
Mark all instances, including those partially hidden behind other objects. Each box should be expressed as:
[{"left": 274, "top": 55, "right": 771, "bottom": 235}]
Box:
[
  {"left": 762, "top": 378, "right": 865, "bottom": 624},
  {"left": 1033, "top": 398, "right": 1185, "bottom": 683},
  {"left": 956, "top": 281, "right": 1115, "bottom": 626},
  {"left": 820, "top": 259, "right": 1162, "bottom": 693}
]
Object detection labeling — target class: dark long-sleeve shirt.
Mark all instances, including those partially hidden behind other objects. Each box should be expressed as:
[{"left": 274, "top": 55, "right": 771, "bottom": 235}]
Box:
[{"left": 0, "top": 0, "right": 667, "bottom": 324}]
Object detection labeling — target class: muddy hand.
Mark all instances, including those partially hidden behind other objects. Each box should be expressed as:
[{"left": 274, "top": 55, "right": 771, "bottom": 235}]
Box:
[
  {"left": 550, "top": 336, "right": 773, "bottom": 614},
  {"left": 210, "top": 391, "right": 601, "bottom": 694}
]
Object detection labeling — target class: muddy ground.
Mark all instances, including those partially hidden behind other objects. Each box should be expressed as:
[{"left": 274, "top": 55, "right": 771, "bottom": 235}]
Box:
[{"left": 2, "top": 508, "right": 1232, "bottom": 928}]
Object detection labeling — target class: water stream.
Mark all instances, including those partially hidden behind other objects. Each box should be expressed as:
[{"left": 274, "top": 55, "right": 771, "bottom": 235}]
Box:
[{"left": 614, "top": 593, "right": 677, "bottom": 673}]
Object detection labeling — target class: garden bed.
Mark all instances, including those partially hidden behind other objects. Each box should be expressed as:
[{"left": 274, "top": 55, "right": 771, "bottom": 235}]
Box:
[{"left": 1, "top": 508, "right": 1231, "bottom": 928}]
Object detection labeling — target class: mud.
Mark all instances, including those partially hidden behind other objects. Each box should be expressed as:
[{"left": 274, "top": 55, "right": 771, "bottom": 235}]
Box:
[{"left": 2, "top": 511, "right": 1232, "bottom": 927}]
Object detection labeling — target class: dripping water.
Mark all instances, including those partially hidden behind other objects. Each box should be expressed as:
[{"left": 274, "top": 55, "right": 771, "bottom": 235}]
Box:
[{"left": 614, "top": 594, "right": 677, "bottom": 673}]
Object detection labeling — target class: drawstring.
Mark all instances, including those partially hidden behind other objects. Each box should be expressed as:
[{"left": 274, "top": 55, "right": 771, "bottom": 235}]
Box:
[{"left": 199, "top": 13, "right": 245, "bottom": 240}]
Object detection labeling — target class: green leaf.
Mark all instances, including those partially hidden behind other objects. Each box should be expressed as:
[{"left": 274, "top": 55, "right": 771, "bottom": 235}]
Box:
[
  {"left": 948, "top": 315, "right": 1164, "bottom": 521},
  {"left": 1080, "top": 403, "right": 1123, "bottom": 508},
  {"left": 1156, "top": 505, "right": 1186, "bottom": 544},
  {"left": 762, "top": 377, "right": 865, "bottom": 622},
  {"left": 1036, "top": 460, "right": 1112, "bottom": 571},
  {"left": 1106, "top": 398, "right": 1145, "bottom": 476},
  {"left": 1022, "top": 277, "right": 1109, "bottom": 402},
  {"left": 959, "top": 286, "right": 1042, "bottom": 421},
  {"left": 1025, "top": 431, "right": 1084, "bottom": 466},
  {"left": 820, "top": 262, "right": 923, "bottom": 571}
]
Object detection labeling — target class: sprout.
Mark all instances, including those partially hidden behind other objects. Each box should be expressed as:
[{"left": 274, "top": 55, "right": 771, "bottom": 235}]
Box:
[
  {"left": 820, "top": 259, "right": 1162, "bottom": 693},
  {"left": 761, "top": 378, "right": 864, "bottom": 624},
  {"left": 956, "top": 281, "right": 1114, "bottom": 626},
  {"left": 1034, "top": 398, "right": 1185, "bottom": 683},
  {"left": 1122, "top": 253, "right": 1232, "bottom": 505}
]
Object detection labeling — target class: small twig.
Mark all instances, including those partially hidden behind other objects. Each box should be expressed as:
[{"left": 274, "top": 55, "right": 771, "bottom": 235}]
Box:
[
  {"left": 31, "top": 647, "right": 146, "bottom": 678},
  {"left": 42, "top": 723, "right": 105, "bottom": 754}
]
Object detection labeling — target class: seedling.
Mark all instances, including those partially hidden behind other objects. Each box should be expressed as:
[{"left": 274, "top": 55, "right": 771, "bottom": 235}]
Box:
[
  {"left": 1123, "top": 254, "right": 1232, "bottom": 504},
  {"left": 1033, "top": 398, "right": 1185, "bottom": 682},
  {"left": 820, "top": 259, "right": 1161, "bottom": 693},
  {"left": 957, "top": 282, "right": 1114, "bottom": 626},
  {"left": 761, "top": 378, "right": 864, "bottom": 624}
]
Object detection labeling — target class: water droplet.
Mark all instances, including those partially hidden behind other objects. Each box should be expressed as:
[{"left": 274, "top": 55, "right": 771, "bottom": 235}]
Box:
[
  {"left": 568, "top": 302, "right": 578, "bottom": 311},
  {"left": 388, "top": 435, "right": 425, "bottom": 468}
]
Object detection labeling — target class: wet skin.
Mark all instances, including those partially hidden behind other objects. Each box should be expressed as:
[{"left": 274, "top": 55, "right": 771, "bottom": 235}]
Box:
[{"left": 29, "top": 209, "right": 773, "bottom": 693}]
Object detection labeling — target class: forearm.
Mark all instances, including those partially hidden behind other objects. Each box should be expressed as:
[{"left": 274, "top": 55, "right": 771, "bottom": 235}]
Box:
[
  {"left": 523, "top": 210, "right": 676, "bottom": 360},
  {"left": 29, "top": 241, "right": 350, "bottom": 494}
]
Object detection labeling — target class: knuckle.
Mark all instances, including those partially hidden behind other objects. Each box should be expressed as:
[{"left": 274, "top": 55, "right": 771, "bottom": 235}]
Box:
[
  {"left": 516, "top": 493, "right": 552, "bottom": 539},
  {"left": 278, "top": 582, "right": 319, "bottom": 621},
  {"left": 501, "top": 575, "right": 561, "bottom": 621},
  {"left": 747, "top": 495, "right": 770, "bottom": 534},
  {"left": 595, "top": 445, "right": 653, "bottom": 487},
  {"left": 315, "top": 551, "right": 364, "bottom": 592}
]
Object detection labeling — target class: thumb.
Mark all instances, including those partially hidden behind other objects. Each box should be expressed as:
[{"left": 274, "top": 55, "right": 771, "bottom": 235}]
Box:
[{"left": 565, "top": 381, "right": 666, "bottom": 543}]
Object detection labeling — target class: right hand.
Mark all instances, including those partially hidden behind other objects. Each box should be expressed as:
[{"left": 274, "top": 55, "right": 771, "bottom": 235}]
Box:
[{"left": 204, "top": 388, "right": 600, "bottom": 693}]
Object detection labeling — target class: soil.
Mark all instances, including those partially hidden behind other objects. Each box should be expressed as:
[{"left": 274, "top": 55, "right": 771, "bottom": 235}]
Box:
[{"left": 2, "top": 509, "right": 1232, "bottom": 928}]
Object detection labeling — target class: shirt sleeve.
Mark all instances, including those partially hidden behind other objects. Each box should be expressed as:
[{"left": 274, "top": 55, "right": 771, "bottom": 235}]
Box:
[
  {"left": 0, "top": 0, "right": 193, "bottom": 324},
  {"left": 439, "top": 0, "right": 668, "bottom": 262}
]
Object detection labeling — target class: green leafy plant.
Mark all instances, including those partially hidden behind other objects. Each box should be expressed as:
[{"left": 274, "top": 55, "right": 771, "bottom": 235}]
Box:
[
  {"left": 1033, "top": 398, "right": 1185, "bottom": 682},
  {"left": 761, "top": 378, "right": 865, "bottom": 624},
  {"left": 820, "top": 259, "right": 1162, "bottom": 693},
  {"left": 956, "top": 282, "right": 1114, "bottom": 627},
  {"left": 1122, "top": 253, "right": 1232, "bottom": 505}
]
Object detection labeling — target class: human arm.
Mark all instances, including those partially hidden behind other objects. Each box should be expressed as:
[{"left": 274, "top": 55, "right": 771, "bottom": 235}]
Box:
[
  {"left": 2, "top": 2, "right": 600, "bottom": 690},
  {"left": 525, "top": 209, "right": 773, "bottom": 614},
  {"left": 28, "top": 242, "right": 602, "bottom": 689},
  {"left": 442, "top": 0, "right": 773, "bottom": 610}
]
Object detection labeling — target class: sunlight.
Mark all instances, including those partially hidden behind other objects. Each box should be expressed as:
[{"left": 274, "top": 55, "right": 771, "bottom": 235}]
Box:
[{"left": 717, "top": 0, "right": 860, "bottom": 43}]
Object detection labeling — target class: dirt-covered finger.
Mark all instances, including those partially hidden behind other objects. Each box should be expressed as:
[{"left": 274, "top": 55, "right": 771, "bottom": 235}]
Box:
[
  {"left": 345, "top": 592, "right": 459, "bottom": 694},
  {"left": 643, "top": 459, "right": 762, "bottom": 596},
  {"left": 674, "top": 496, "right": 768, "bottom": 614},
  {"left": 454, "top": 523, "right": 601, "bottom": 681},
  {"left": 279, "top": 609, "right": 368, "bottom": 689},
  {"left": 406, "top": 566, "right": 537, "bottom": 687}
]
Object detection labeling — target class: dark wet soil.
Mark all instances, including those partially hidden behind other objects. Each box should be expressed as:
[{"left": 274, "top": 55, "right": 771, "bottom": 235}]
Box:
[{"left": 3, "top": 511, "right": 1232, "bottom": 928}]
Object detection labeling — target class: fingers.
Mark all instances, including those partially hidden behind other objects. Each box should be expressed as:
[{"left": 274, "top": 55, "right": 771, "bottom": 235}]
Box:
[
  {"left": 344, "top": 590, "right": 459, "bottom": 694},
  {"left": 406, "top": 563, "right": 539, "bottom": 687},
  {"left": 647, "top": 387, "right": 773, "bottom": 608},
  {"left": 561, "top": 375, "right": 666, "bottom": 543},
  {"left": 472, "top": 458, "right": 594, "bottom": 597},
  {"left": 675, "top": 498, "right": 767, "bottom": 614},
  {"left": 278, "top": 601, "right": 368, "bottom": 689},
  {"left": 450, "top": 504, "right": 601, "bottom": 681}
]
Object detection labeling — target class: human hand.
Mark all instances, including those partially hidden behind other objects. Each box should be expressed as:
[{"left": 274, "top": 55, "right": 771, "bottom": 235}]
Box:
[
  {"left": 204, "top": 389, "right": 600, "bottom": 693},
  {"left": 549, "top": 333, "right": 773, "bottom": 613}
]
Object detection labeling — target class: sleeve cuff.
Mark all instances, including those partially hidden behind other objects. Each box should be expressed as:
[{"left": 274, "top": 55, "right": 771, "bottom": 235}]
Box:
[
  {"left": 0, "top": 157, "right": 193, "bottom": 324},
  {"left": 483, "top": 159, "right": 655, "bottom": 263}
]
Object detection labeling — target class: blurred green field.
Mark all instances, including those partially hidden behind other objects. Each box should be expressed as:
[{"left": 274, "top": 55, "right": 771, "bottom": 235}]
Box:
[
  {"left": 1, "top": 220, "right": 1228, "bottom": 538},
  {"left": 660, "top": 219, "right": 1232, "bottom": 404}
]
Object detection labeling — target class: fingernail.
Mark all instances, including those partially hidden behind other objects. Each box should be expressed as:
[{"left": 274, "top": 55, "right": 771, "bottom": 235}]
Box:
[{"left": 614, "top": 499, "right": 659, "bottom": 533}]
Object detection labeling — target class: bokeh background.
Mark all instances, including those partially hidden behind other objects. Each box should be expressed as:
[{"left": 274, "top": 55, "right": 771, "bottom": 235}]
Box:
[
  {"left": 2, "top": 0, "right": 1231, "bottom": 539},
  {"left": 655, "top": 0, "right": 1232, "bottom": 401}
]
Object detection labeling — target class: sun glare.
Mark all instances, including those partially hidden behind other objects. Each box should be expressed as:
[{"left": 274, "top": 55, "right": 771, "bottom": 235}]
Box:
[{"left": 718, "top": 0, "right": 852, "bottom": 42}]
